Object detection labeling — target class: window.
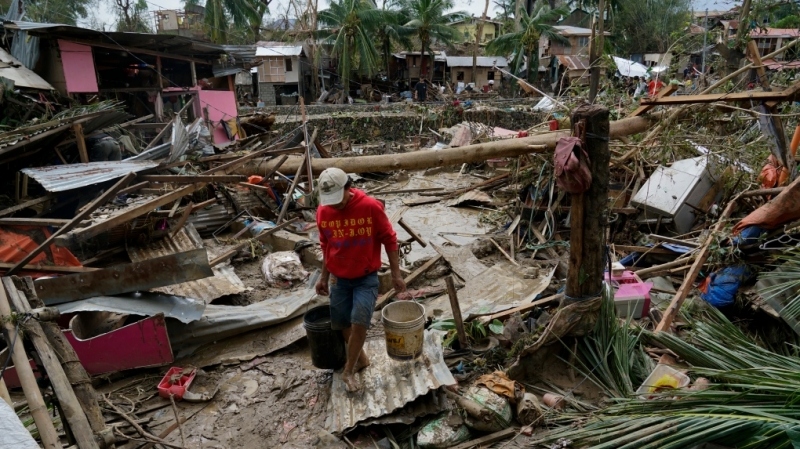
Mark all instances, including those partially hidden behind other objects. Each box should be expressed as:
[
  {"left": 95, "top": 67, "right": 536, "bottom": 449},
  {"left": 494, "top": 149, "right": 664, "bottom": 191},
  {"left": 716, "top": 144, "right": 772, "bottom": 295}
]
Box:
[
  {"left": 285, "top": 58, "right": 293, "bottom": 72},
  {"left": 484, "top": 33, "right": 493, "bottom": 41},
  {"left": 578, "top": 36, "right": 589, "bottom": 48},
  {"left": 457, "top": 71, "right": 465, "bottom": 81},
  {"left": 487, "top": 71, "right": 495, "bottom": 80}
]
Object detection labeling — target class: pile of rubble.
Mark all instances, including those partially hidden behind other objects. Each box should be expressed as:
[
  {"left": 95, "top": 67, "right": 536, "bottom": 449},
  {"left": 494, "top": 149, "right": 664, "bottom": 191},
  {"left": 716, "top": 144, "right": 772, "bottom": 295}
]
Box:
[{"left": 2, "top": 36, "right": 800, "bottom": 449}]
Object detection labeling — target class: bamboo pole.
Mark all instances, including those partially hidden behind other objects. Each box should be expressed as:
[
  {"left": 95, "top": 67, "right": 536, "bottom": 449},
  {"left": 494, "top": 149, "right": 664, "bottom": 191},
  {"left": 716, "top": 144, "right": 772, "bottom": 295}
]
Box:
[{"left": 0, "top": 287, "right": 60, "bottom": 449}]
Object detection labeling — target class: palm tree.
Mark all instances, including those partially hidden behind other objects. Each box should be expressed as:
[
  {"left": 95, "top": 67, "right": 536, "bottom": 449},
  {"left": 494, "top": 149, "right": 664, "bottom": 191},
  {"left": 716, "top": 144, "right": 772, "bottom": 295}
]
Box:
[
  {"left": 194, "top": 0, "right": 260, "bottom": 43},
  {"left": 375, "top": 2, "right": 414, "bottom": 77},
  {"left": 486, "top": 2, "right": 568, "bottom": 82},
  {"left": 318, "top": 0, "right": 382, "bottom": 102},
  {"left": 402, "top": 0, "right": 467, "bottom": 82}
]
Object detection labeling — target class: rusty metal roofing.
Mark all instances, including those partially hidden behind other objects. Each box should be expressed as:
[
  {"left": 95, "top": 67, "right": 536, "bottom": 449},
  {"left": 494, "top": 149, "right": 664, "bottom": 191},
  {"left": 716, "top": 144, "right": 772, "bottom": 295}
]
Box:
[
  {"left": 127, "top": 224, "right": 245, "bottom": 303},
  {"left": 0, "top": 47, "right": 53, "bottom": 90},
  {"left": 325, "top": 331, "right": 456, "bottom": 433},
  {"left": 21, "top": 161, "right": 157, "bottom": 192}
]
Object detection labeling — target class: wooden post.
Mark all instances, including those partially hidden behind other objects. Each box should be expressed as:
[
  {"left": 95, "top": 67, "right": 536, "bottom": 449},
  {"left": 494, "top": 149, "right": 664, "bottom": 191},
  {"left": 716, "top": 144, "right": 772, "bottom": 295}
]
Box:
[
  {"left": 2, "top": 280, "right": 100, "bottom": 449},
  {"left": 16, "top": 277, "right": 112, "bottom": 447},
  {"left": 0, "top": 378, "right": 11, "bottom": 406},
  {"left": 0, "top": 287, "right": 60, "bottom": 449},
  {"left": 445, "top": 275, "right": 469, "bottom": 349},
  {"left": 276, "top": 158, "right": 306, "bottom": 224},
  {"left": 74, "top": 123, "right": 90, "bottom": 163},
  {"left": 190, "top": 61, "right": 197, "bottom": 86},
  {"left": 156, "top": 56, "right": 164, "bottom": 89},
  {"left": 588, "top": 0, "right": 605, "bottom": 103},
  {"left": 565, "top": 104, "right": 610, "bottom": 302}
]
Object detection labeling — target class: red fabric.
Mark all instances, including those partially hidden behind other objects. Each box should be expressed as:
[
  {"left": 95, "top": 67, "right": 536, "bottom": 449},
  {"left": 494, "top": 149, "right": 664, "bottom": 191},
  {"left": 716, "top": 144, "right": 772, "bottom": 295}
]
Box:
[
  {"left": 648, "top": 80, "right": 665, "bottom": 97},
  {"left": 317, "top": 189, "right": 398, "bottom": 279},
  {"left": 733, "top": 173, "right": 800, "bottom": 234},
  {"left": 0, "top": 226, "right": 82, "bottom": 278}
]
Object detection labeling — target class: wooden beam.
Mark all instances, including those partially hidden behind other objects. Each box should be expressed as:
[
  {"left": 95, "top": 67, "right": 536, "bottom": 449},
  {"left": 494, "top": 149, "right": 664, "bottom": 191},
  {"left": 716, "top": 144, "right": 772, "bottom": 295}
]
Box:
[
  {"left": 0, "top": 263, "right": 98, "bottom": 273},
  {"left": 639, "top": 84, "right": 800, "bottom": 106},
  {"left": 118, "top": 181, "right": 150, "bottom": 195},
  {"left": 627, "top": 84, "right": 679, "bottom": 118},
  {"left": 2, "top": 281, "right": 100, "bottom": 449},
  {"left": 73, "top": 123, "right": 90, "bottom": 163},
  {"left": 398, "top": 217, "right": 427, "bottom": 248},
  {"left": 0, "top": 194, "right": 55, "bottom": 218},
  {"left": 0, "top": 286, "right": 60, "bottom": 449},
  {"left": 376, "top": 255, "right": 443, "bottom": 309},
  {"left": 0, "top": 218, "right": 71, "bottom": 227},
  {"left": 6, "top": 173, "right": 136, "bottom": 275},
  {"left": 171, "top": 202, "right": 194, "bottom": 236},
  {"left": 478, "top": 293, "right": 563, "bottom": 323},
  {"left": 141, "top": 175, "right": 246, "bottom": 183},
  {"left": 208, "top": 218, "right": 299, "bottom": 267},
  {"left": 276, "top": 157, "right": 306, "bottom": 224}
]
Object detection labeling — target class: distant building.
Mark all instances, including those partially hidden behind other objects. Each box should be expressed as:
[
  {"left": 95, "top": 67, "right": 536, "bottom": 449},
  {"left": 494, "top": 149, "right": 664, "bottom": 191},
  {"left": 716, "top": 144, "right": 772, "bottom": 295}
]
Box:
[
  {"left": 154, "top": 5, "right": 207, "bottom": 40},
  {"left": 749, "top": 28, "right": 800, "bottom": 70},
  {"left": 392, "top": 51, "right": 447, "bottom": 82},
  {"left": 451, "top": 17, "right": 503, "bottom": 45},
  {"left": 557, "top": 8, "right": 592, "bottom": 28},
  {"left": 254, "top": 42, "right": 309, "bottom": 105},
  {"left": 540, "top": 25, "right": 610, "bottom": 85},
  {"left": 445, "top": 56, "right": 508, "bottom": 88}
]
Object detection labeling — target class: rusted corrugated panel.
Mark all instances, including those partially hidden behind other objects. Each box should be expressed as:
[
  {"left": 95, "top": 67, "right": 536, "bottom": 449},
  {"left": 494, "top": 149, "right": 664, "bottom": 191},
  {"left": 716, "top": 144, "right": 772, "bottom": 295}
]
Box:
[
  {"left": 21, "top": 161, "right": 158, "bottom": 192},
  {"left": 0, "top": 48, "right": 53, "bottom": 90},
  {"left": 557, "top": 54, "right": 591, "bottom": 71},
  {"left": 127, "top": 224, "right": 245, "bottom": 303},
  {"left": 326, "top": 331, "right": 456, "bottom": 433}
]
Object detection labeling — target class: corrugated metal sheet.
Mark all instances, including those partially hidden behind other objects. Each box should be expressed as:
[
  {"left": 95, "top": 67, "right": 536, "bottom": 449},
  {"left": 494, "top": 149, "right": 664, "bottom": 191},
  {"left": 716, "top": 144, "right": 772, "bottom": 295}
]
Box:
[
  {"left": 557, "top": 55, "right": 591, "bottom": 71},
  {"left": 358, "top": 390, "right": 450, "bottom": 427},
  {"left": 188, "top": 203, "right": 234, "bottom": 237},
  {"left": 21, "top": 161, "right": 158, "bottom": 192},
  {"left": 326, "top": 331, "right": 456, "bottom": 433},
  {"left": 445, "top": 56, "right": 508, "bottom": 68},
  {"left": 125, "top": 142, "right": 171, "bottom": 161},
  {"left": 255, "top": 45, "right": 304, "bottom": 57},
  {"left": 9, "top": 30, "right": 40, "bottom": 70},
  {"left": 0, "top": 47, "right": 53, "bottom": 90},
  {"left": 127, "top": 224, "right": 246, "bottom": 303},
  {"left": 56, "top": 292, "right": 206, "bottom": 324}
]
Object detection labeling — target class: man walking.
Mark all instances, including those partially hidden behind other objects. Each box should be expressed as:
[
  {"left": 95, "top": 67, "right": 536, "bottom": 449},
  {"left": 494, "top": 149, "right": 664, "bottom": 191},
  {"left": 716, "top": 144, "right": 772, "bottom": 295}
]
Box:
[{"left": 314, "top": 168, "right": 406, "bottom": 392}]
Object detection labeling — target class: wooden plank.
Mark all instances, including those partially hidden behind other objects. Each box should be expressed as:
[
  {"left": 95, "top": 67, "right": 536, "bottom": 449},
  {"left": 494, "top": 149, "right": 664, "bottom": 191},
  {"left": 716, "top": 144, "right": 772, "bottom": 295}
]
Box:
[
  {"left": 65, "top": 183, "right": 205, "bottom": 242},
  {"left": 0, "top": 262, "right": 99, "bottom": 273},
  {"left": 119, "top": 181, "right": 149, "bottom": 195},
  {"left": 639, "top": 86, "right": 798, "bottom": 106},
  {"left": 0, "top": 194, "right": 55, "bottom": 218},
  {"left": 276, "top": 158, "right": 306, "bottom": 224},
  {"left": 7, "top": 173, "right": 136, "bottom": 275},
  {"left": 0, "top": 218, "right": 71, "bottom": 226},
  {"left": 171, "top": 201, "right": 194, "bottom": 236},
  {"left": 612, "top": 245, "right": 676, "bottom": 255},
  {"left": 376, "top": 255, "right": 443, "bottom": 309},
  {"left": 627, "top": 84, "right": 679, "bottom": 117},
  {"left": 398, "top": 217, "right": 428, "bottom": 248},
  {"left": 73, "top": 123, "right": 90, "bottom": 163},
  {"left": 141, "top": 175, "right": 246, "bottom": 183},
  {"left": 449, "top": 427, "right": 518, "bottom": 449},
  {"left": 478, "top": 293, "right": 563, "bottom": 323},
  {"left": 209, "top": 218, "right": 299, "bottom": 267},
  {"left": 373, "top": 187, "right": 445, "bottom": 195},
  {"left": 649, "top": 234, "right": 699, "bottom": 248}
]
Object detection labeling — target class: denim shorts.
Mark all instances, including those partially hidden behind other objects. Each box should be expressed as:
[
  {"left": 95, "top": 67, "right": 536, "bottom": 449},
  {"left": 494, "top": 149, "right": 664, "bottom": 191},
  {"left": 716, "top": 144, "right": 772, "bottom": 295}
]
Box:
[{"left": 329, "top": 272, "right": 379, "bottom": 330}]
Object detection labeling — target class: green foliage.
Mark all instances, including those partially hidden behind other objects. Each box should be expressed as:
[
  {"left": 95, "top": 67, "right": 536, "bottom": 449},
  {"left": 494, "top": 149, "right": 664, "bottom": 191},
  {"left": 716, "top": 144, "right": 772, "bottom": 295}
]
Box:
[
  {"left": 115, "top": 0, "right": 153, "bottom": 32},
  {"left": 318, "top": 0, "right": 383, "bottom": 100},
  {"left": 488, "top": 319, "right": 504, "bottom": 334},
  {"left": 773, "top": 14, "right": 800, "bottom": 29},
  {"left": 486, "top": 2, "right": 568, "bottom": 82},
  {"left": 16, "top": 0, "right": 91, "bottom": 24},
  {"left": 203, "top": 0, "right": 263, "bottom": 43},
  {"left": 610, "top": 0, "right": 691, "bottom": 55},
  {"left": 401, "top": 0, "right": 467, "bottom": 81}
]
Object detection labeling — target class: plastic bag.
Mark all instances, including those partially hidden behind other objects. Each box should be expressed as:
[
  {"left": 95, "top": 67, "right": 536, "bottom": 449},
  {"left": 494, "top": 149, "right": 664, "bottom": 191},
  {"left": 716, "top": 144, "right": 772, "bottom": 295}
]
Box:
[
  {"left": 261, "top": 251, "right": 309, "bottom": 288},
  {"left": 699, "top": 265, "right": 751, "bottom": 308},
  {"left": 462, "top": 386, "right": 513, "bottom": 432},
  {"left": 554, "top": 136, "right": 592, "bottom": 194}
]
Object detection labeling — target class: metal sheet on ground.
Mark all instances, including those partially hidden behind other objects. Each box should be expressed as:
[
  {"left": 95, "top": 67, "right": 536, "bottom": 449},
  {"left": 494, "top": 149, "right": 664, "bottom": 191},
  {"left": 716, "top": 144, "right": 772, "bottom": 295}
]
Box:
[
  {"left": 0, "top": 399, "right": 39, "bottom": 449},
  {"left": 33, "top": 248, "right": 213, "bottom": 305},
  {"left": 179, "top": 316, "right": 307, "bottom": 367},
  {"left": 425, "top": 264, "right": 555, "bottom": 321},
  {"left": 432, "top": 243, "right": 487, "bottom": 281},
  {"left": 127, "top": 224, "right": 245, "bottom": 303},
  {"left": 326, "top": 330, "right": 456, "bottom": 434},
  {"left": 167, "top": 290, "right": 324, "bottom": 351},
  {"left": 56, "top": 292, "right": 206, "bottom": 324}
]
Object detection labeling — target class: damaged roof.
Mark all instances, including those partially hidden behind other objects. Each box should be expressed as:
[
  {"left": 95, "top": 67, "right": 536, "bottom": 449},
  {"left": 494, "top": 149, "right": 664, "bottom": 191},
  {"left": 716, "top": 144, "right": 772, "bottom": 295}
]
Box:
[
  {"left": 21, "top": 161, "right": 158, "bottom": 192},
  {"left": 2, "top": 20, "right": 227, "bottom": 61},
  {"left": 0, "top": 47, "right": 53, "bottom": 90}
]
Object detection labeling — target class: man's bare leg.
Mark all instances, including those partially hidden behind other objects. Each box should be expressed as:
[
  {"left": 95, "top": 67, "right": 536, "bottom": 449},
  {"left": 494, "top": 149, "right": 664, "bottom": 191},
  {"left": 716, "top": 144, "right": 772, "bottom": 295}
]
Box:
[{"left": 341, "top": 324, "right": 369, "bottom": 392}]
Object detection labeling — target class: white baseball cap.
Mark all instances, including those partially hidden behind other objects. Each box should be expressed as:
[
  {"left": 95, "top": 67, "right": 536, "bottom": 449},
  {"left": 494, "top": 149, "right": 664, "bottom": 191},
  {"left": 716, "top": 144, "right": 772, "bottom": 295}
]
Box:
[{"left": 317, "top": 168, "right": 349, "bottom": 206}]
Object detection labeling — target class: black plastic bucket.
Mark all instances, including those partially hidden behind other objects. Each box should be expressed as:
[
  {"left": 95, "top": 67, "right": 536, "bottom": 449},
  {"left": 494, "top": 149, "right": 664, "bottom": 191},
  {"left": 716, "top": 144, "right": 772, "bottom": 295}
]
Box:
[{"left": 303, "top": 305, "right": 346, "bottom": 370}]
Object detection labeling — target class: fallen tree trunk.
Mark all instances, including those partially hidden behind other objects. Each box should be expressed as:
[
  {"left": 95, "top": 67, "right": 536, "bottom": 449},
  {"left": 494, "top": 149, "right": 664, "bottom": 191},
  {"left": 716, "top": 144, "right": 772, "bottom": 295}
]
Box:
[{"left": 238, "top": 115, "right": 656, "bottom": 175}]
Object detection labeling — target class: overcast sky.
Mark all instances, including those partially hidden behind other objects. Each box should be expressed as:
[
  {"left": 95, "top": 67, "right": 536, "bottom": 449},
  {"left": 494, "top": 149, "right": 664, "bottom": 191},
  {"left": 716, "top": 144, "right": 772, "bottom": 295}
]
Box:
[{"left": 79, "top": 0, "right": 491, "bottom": 31}]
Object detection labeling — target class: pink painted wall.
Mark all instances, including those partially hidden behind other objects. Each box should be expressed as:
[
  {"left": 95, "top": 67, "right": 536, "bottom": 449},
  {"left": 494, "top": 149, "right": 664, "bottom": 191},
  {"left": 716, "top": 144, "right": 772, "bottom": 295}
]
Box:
[
  {"left": 196, "top": 90, "right": 238, "bottom": 144},
  {"left": 58, "top": 40, "right": 99, "bottom": 93}
]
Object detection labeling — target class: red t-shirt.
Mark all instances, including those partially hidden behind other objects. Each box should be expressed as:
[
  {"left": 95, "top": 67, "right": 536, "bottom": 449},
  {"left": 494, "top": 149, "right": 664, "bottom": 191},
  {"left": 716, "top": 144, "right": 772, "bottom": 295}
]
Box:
[{"left": 317, "top": 188, "right": 399, "bottom": 279}]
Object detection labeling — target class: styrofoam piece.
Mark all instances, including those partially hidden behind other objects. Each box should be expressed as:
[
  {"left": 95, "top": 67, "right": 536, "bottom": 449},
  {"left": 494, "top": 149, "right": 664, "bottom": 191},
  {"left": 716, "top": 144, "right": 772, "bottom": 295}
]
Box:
[{"left": 636, "top": 364, "right": 690, "bottom": 399}]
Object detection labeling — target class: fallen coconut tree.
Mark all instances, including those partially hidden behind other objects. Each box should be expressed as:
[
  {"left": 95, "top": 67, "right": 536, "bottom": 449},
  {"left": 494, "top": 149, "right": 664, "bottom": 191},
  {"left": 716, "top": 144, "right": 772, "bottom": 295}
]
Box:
[{"left": 237, "top": 114, "right": 657, "bottom": 175}]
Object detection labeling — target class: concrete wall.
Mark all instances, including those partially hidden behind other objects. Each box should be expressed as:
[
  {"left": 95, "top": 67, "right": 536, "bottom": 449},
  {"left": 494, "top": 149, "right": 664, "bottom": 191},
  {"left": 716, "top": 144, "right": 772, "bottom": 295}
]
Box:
[
  {"left": 258, "top": 82, "right": 277, "bottom": 105},
  {"left": 449, "top": 66, "right": 499, "bottom": 87}
]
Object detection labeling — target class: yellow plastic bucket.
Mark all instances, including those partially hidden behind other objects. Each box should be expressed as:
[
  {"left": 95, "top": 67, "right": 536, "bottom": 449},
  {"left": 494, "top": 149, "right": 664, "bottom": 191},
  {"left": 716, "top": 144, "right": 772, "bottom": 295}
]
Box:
[{"left": 382, "top": 301, "right": 425, "bottom": 360}]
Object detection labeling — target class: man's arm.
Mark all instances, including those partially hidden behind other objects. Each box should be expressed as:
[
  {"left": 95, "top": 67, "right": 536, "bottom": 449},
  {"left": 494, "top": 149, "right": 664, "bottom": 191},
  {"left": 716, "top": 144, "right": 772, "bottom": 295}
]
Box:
[
  {"left": 316, "top": 261, "right": 330, "bottom": 296},
  {"left": 386, "top": 249, "right": 406, "bottom": 293}
]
